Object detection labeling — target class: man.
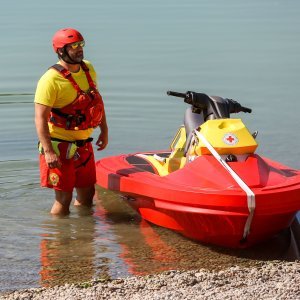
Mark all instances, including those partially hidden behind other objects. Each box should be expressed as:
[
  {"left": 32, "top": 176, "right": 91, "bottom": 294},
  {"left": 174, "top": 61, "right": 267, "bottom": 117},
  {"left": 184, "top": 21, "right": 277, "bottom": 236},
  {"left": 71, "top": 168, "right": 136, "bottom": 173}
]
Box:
[{"left": 35, "top": 28, "right": 108, "bottom": 215}]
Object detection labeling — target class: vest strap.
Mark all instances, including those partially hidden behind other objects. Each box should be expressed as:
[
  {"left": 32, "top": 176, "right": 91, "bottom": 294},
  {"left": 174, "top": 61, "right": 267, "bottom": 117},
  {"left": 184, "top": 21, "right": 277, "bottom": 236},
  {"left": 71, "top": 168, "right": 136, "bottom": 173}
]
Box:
[{"left": 50, "top": 61, "right": 96, "bottom": 92}]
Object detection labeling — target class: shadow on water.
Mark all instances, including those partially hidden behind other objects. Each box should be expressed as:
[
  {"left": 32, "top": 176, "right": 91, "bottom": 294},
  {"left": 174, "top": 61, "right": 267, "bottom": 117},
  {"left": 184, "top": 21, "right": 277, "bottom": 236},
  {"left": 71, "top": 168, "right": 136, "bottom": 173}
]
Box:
[{"left": 38, "top": 186, "right": 299, "bottom": 289}]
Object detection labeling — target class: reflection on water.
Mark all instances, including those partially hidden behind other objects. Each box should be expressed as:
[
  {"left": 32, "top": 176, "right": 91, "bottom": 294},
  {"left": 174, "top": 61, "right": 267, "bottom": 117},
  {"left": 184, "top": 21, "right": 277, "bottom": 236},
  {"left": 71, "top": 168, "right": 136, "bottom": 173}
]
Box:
[
  {"left": 96, "top": 187, "right": 299, "bottom": 276},
  {"left": 39, "top": 186, "right": 299, "bottom": 288},
  {"left": 40, "top": 210, "right": 98, "bottom": 287}
]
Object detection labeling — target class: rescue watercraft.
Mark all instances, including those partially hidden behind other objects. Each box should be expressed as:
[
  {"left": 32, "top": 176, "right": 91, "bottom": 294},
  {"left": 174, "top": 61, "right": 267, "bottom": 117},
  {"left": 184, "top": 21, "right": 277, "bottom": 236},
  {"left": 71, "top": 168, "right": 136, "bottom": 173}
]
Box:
[{"left": 96, "top": 91, "right": 300, "bottom": 248}]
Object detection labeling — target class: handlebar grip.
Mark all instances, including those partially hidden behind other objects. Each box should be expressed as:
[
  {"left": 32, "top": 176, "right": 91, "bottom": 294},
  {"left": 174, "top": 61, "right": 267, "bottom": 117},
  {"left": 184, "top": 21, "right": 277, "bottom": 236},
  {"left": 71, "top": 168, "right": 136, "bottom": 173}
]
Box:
[
  {"left": 167, "top": 91, "right": 186, "bottom": 98},
  {"left": 242, "top": 107, "right": 252, "bottom": 113}
]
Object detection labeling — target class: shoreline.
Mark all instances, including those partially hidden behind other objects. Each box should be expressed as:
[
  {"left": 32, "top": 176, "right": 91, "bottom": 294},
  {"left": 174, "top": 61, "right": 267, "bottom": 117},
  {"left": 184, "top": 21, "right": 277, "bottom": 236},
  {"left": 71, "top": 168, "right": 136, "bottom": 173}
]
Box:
[{"left": 1, "top": 260, "right": 299, "bottom": 300}]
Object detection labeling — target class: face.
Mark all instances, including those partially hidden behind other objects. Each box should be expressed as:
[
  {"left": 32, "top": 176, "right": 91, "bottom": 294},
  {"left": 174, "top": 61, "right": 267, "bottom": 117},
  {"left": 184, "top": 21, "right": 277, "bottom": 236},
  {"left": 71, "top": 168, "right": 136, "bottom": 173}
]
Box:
[{"left": 65, "top": 40, "right": 85, "bottom": 63}]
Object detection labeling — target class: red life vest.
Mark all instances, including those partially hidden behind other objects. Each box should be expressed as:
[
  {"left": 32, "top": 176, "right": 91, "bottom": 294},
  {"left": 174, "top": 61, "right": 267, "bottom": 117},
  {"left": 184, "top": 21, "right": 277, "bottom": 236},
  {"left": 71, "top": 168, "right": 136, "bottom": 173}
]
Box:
[{"left": 49, "top": 62, "right": 104, "bottom": 130}]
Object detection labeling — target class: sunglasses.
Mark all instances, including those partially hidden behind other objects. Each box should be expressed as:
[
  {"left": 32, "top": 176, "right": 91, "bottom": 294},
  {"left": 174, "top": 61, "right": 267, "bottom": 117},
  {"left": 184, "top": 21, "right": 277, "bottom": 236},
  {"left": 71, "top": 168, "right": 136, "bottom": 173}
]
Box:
[{"left": 69, "top": 40, "right": 85, "bottom": 49}]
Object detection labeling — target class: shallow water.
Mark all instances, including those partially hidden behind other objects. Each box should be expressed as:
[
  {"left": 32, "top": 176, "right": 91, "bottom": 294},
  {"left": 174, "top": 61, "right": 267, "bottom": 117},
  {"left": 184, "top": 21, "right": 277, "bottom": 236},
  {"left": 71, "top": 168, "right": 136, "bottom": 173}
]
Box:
[
  {"left": 24, "top": 186, "right": 300, "bottom": 290},
  {"left": 1, "top": 0, "right": 300, "bottom": 292}
]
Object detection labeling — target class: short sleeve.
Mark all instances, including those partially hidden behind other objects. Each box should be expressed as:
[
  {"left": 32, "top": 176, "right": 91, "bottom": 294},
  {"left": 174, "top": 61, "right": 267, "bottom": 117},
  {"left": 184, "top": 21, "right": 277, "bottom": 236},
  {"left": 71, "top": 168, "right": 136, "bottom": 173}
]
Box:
[{"left": 34, "top": 71, "right": 57, "bottom": 107}]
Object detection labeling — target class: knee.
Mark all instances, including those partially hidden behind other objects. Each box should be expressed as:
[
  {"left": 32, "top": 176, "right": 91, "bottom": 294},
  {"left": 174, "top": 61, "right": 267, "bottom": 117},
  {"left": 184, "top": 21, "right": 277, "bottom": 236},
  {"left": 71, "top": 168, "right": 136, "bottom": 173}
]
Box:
[{"left": 75, "top": 186, "right": 95, "bottom": 206}]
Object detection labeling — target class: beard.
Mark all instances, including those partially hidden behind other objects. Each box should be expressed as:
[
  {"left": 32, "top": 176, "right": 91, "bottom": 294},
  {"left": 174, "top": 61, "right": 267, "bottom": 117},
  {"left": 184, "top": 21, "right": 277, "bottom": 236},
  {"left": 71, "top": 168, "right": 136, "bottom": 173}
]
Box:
[
  {"left": 69, "top": 51, "right": 84, "bottom": 63},
  {"left": 59, "top": 47, "right": 84, "bottom": 64}
]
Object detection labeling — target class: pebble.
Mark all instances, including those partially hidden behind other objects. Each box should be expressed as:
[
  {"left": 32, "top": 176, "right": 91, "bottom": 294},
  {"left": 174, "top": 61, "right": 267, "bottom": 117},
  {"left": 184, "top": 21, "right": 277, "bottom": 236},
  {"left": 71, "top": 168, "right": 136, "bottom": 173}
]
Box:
[{"left": 1, "top": 260, "right": 299, "bottom": 300}]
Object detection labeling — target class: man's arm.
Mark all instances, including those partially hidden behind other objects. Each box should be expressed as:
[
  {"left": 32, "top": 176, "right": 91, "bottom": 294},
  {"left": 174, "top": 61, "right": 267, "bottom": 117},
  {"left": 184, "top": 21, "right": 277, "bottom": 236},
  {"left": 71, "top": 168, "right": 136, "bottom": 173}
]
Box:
[
  {"left": 96, "top": 109, "right": 108, "bottom": 151},
  {"left": 35, "top": 103, "right": 61, "bottom": 168}
]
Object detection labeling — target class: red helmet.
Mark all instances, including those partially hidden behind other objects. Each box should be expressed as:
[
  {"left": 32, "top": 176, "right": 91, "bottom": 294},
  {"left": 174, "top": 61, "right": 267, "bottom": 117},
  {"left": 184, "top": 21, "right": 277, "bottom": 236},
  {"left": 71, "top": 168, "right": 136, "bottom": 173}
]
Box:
[{"left": 52, "top": 28, "right": 84, "bottom": 52}]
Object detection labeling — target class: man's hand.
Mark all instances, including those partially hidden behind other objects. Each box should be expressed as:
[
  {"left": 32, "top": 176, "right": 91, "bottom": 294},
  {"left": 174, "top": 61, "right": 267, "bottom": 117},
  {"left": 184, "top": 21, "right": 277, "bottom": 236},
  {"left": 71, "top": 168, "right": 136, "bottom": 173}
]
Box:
[
  {"left": 96, "top": 131, "right": 108, "bottom": 151},
  {"left": 45, "top": 151, "right": 62, "bottom": 169}
]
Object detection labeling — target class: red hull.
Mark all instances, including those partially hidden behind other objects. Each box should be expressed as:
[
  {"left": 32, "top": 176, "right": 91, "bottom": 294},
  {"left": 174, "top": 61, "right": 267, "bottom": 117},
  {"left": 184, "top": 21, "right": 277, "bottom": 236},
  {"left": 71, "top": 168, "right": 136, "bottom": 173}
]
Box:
[{"left": 96, "top": 153, "right": 300, "bottom": 248}]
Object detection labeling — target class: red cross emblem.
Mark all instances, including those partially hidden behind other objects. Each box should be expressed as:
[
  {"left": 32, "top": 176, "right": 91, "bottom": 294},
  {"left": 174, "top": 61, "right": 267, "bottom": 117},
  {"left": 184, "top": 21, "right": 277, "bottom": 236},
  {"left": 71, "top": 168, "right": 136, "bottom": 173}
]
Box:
[
  {"left": 223, "top": 133, "right": 239, "bottom": 145},
  {"left": 48, "top": 172, "right": 59, "bottom": 186}
]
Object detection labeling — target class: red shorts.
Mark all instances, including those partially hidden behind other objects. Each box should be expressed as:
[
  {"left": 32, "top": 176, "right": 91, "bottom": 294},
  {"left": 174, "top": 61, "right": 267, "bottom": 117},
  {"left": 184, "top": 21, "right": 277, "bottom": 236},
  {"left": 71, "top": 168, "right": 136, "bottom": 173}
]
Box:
[{"left": 39, "top": 142, "right": 96, "bottom": 192}]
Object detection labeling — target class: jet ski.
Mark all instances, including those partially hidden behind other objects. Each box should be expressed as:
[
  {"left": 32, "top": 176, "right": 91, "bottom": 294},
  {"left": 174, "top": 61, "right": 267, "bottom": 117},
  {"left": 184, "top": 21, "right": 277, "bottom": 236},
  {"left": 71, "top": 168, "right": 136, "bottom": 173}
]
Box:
[{"left": 96, "top": 91, "right": 300, "bottom": 248}]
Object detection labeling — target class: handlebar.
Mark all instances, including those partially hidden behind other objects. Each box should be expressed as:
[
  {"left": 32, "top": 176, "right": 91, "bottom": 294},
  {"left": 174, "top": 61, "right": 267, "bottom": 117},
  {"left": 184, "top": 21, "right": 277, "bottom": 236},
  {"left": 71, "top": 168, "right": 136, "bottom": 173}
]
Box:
[
  {"left": 167, "top": 91, "right": 186, "bottom": 98},
  {"left": 241, "top": 107, "right": 252, "bottom": 113},
  {"left": 228, "top": 99, "right": 252, "bottom": 114},
  {"left": 167, "top": 90, "right": 252, "bottom": 115}
]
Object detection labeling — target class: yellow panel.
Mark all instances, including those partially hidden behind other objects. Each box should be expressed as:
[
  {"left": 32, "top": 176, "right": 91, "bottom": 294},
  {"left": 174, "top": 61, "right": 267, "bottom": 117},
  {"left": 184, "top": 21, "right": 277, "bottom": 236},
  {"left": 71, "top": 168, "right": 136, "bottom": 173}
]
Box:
[{"left": 195, "top": 119, "right": 258, "bottom": 155}]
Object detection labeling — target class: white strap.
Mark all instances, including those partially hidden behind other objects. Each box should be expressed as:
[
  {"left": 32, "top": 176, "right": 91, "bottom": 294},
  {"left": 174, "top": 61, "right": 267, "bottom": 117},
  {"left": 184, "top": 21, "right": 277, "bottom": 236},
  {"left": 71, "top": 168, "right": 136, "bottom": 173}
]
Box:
[{"left": 194, "top": 130, "right": 255, "bottom": 240}]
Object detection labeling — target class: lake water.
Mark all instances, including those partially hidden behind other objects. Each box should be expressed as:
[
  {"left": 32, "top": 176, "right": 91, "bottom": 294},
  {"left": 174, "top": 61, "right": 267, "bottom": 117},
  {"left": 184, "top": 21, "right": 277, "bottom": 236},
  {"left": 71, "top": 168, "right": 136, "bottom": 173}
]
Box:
[{"left": 0, "top": 0, "right": 300, "bottom": 292}]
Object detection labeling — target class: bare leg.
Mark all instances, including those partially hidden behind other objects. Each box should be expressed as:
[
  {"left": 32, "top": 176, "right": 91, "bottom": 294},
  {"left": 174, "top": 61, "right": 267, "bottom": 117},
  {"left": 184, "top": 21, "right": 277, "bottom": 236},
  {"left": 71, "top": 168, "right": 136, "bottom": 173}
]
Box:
[
  {"left": 74, "top": 186, "right": 95, "bottom": 207},
  {"left": 51, "top": 190, "right": 73, "bottom": 215}
]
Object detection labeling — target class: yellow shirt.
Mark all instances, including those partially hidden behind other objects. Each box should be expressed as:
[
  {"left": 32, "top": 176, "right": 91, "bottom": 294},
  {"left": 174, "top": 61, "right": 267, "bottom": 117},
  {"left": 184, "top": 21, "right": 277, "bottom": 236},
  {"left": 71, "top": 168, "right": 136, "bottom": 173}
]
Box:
[{"left": 34, "top": 60, "right": 98, "bottom": 141}]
